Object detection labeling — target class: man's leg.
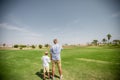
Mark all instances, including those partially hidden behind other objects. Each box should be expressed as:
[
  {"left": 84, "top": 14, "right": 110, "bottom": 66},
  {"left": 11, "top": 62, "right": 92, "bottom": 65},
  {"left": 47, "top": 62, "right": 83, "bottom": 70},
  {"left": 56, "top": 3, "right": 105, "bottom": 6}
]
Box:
[
  {"left": 57, "top": 61, "right": 62, "bottom": 76},
  {"left": 52, "top": 61, "right": 55, "bottom": 79}
]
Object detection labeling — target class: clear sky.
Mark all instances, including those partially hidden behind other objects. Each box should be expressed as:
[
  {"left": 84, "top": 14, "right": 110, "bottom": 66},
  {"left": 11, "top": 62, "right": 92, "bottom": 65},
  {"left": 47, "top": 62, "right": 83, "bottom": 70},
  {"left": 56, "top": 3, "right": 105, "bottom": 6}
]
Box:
[{"left": 0, "top": 0, "right": 120, "bottom": 45}]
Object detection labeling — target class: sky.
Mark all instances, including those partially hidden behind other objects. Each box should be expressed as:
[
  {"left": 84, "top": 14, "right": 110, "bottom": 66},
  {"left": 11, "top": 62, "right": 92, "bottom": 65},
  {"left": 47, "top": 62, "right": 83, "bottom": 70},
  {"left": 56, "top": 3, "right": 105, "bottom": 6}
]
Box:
[{"left": 0, "top": 0, "right": 120, "bottom": 45}]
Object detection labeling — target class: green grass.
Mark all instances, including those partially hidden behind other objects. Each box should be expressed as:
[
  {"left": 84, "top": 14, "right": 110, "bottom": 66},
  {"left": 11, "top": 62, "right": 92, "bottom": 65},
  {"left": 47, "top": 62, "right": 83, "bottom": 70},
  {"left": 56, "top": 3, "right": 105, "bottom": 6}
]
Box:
[{"left": 0, "top": 47, "right": 120, "bottom": 80}]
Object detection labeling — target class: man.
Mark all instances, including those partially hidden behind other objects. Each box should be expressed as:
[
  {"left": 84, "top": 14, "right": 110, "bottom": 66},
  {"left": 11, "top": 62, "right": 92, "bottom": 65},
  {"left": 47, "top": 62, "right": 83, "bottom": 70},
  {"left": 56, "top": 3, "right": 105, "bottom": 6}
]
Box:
[{"left": 50, "top": 39, "right": 63, "bottom": 80}]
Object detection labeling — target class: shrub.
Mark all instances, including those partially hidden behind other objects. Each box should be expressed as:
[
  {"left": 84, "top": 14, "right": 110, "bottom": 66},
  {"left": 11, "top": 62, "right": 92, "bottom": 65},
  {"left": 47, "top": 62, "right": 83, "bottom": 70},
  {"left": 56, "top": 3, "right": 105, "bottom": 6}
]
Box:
[
  {"left": 31, "top": 45, "right": 35, "bottom": 49},
  {"left": 14, "top": 44, "right": 19, "bottom": 48},
  {"left": 19, "top": 45, "right": 27, "bottom": 48},
  {"left": 44, "top": 44, "right": 50, "bottom": 48},
  {"left": 39, "top": 44, "right": 42, "bottom": 49}
]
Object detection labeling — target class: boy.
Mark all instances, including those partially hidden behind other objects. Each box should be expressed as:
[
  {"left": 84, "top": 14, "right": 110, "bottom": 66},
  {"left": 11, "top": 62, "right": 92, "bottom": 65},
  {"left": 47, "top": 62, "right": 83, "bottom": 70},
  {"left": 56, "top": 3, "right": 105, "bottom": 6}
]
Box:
[{"left": 41, "top": 51, "right": 51, "bottom": 80}]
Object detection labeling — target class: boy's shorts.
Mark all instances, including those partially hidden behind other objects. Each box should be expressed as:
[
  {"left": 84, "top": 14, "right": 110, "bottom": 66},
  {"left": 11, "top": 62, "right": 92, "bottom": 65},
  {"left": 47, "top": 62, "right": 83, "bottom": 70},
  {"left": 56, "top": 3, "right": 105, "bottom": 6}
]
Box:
[
  {"left": 52, "top": 60, "right": 61, "bottom": 67},
  {"left": 43, "top": 66, "right": 49, "bottom": 73}
]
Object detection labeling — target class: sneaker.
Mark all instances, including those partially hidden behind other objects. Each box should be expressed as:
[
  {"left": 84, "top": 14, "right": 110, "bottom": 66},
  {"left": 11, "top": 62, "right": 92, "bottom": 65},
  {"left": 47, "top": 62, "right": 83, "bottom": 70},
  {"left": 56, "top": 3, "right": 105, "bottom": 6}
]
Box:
[
  {"left": 43, "top": 77, "right": 46, "bottom": 80},
  {"left": 52, "top": 76, "right": 55, "bottom": 80},
  {"left": 50, "top": 76, "right": 55, "bottom": 80},
  {"left": 60, "top": 75, "right": 63, "bottom": 80},
  {"left": 50, "top": 75, "right": 55, "bottom": 80}
]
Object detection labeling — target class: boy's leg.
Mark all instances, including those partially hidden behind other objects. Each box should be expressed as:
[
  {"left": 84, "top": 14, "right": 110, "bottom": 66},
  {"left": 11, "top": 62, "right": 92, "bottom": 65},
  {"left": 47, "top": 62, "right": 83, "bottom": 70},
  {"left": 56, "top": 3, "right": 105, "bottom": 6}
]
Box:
[
  {"left": 43, "top": 73, "right": 45, "bottom": 80},
  {"left": 46, "top": 66, "right": 50, "bottom": 79},
  {"left": 48, "top": 72, "right": 50, "bottom": 79},
  {"left": 43, "top": 68, "right": 46, "bottom": 79}
]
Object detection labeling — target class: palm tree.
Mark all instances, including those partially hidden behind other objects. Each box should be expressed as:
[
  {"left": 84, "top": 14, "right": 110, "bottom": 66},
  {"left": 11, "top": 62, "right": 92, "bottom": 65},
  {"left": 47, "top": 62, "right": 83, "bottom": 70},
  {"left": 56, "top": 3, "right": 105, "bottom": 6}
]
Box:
[
  {"left": 102, "top": 38, "right": 107, "bottom": 44},
  {"left": 92, "top": 40, "right": 98, "bottom": 46},
  {"left": 107, "top": 34, "right": 112, "bottom": 44}
]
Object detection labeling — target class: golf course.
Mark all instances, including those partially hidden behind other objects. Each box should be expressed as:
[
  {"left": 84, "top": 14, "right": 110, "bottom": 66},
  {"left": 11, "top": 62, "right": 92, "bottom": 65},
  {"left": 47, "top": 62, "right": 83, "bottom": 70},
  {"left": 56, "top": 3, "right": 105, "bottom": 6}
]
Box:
[{"left": 0, "top": 46, "right": 120, "bottom": 80}]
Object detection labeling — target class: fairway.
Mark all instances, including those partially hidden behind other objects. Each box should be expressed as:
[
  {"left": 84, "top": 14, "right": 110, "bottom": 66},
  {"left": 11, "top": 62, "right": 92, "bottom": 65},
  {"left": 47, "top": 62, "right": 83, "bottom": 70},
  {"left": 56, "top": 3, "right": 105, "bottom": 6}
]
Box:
[{"left": 0, "top": 47, "right": 120, "bottom": 80}]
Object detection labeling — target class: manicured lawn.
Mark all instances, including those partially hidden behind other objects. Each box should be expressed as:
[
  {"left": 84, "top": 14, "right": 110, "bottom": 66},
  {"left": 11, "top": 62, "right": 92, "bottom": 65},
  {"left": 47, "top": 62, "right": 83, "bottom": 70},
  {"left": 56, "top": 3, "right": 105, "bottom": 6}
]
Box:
[{"left": 0, "top": 47, "right": 120, "bottom": 80}]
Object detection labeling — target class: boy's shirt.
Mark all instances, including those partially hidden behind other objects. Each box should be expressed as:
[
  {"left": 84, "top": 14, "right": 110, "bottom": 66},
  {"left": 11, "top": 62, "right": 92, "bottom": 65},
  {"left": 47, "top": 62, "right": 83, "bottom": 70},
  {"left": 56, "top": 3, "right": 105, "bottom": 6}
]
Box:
[{"left": 41, "top": 55, "right": 50, "bottom": 67}]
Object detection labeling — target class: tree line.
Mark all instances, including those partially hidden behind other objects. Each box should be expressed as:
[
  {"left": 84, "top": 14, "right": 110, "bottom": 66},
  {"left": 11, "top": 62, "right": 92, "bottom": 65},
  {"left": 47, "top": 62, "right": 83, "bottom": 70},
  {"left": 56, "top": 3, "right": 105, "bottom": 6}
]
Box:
[
  {"left": 1, "top": 34, "right": 120, "bottom": 49},
  {"left": 13, "top": 44, "right": 50, "bottom": 49},
  {"left": 91, "top": 34, "right": 120, "bottom": 46}
]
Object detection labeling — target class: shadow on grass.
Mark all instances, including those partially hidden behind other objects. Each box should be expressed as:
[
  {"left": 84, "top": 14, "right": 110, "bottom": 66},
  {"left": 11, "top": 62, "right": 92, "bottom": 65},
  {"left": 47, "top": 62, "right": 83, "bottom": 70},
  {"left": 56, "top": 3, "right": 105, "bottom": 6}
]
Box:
[{"left": 35, "top": 69, "right": 60, "bottom": 80}]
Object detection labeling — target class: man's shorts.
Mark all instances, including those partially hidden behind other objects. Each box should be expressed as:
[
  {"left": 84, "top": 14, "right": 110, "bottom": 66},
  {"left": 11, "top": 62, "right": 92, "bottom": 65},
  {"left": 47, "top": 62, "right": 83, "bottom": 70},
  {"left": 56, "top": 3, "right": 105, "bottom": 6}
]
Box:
[
  {"left": 43, "top": 66, "right": 49, "bottom": 73},
  {"left": 52, "top": 60, "right": 61, "bottom": 67}
]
